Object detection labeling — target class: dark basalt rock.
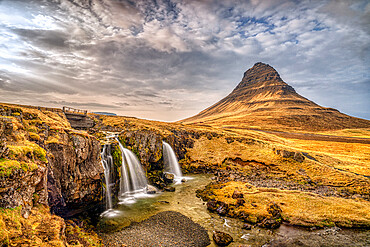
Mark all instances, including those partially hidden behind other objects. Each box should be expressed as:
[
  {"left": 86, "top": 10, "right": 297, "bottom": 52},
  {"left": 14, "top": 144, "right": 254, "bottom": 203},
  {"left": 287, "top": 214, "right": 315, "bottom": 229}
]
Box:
[{"left": 213, "top": 231, "right": 233, "bottom": 246}]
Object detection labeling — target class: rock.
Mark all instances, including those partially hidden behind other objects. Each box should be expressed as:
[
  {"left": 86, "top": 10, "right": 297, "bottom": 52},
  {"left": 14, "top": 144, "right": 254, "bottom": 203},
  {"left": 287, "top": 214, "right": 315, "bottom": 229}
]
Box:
[
  {"left": 158, "top": 201, "right": 170, "bottom": 204},
  {"left": 293, "top": 152, "right": 305, "bottom": 163},
  {"left": 242, "top": 223, "right": 252, "bottom": 230},
  {"left": 163, "top": 172, "right": 175, "bottom": 183},
  {"left": 276, "top": 149, "right": 305, "bottom": 163},
  {"left": 181, "top": 178, "right": 186, "bottom": 183},
  {"left": 232, "top": 190, "right": 244, "bottom": 199},
  {"left": 47, "top": 133, "right": 103, "bottom": 216},
  {"left": 163, "top": 186, "right": 175, "bottom": 192},
  {"left": 267, "top": 202, "right": 282, "bottom": 219},
  {"left": 258, "top": 218, "right": 281, "bottom": 229},
  {"left": 207, "top": 200, "right": 218, "bottom": 212},
  {"left": 146, "top": 185, "right": 157, "bottom": 194},
  {"left": 213, "top": 231, "right": 233, "bottom": 246}
]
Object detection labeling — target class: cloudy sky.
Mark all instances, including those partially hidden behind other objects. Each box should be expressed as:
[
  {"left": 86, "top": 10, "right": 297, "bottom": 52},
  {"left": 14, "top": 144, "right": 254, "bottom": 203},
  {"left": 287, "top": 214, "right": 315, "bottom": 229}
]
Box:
[{"left": 0, "top": 0, "right": 369, "bottom": 121}]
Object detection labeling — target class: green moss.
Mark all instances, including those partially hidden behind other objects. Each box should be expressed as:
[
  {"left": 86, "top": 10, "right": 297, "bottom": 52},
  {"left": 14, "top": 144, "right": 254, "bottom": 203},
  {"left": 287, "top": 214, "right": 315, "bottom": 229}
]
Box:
[
  {"left": 111, "top": 145, "right": 122, "bottom": 168},
  {"left": 0, "top": 159, "right": 21, "bottom": 176},
  {"left": 7, "top": 143, "right": 47, "bottom": 164},
  {"left": 0, "top": 158, "right": 38, "bottom": 177}
]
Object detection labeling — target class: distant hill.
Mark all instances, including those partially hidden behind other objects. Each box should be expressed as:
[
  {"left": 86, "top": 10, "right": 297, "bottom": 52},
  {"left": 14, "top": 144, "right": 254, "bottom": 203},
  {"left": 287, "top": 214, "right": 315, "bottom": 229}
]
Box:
[
  {"left": 93, "top": 112, "right": 117, "bottom": 116},
  {"left": 180, "top": 62, "right": 370, "bottom": 131}
]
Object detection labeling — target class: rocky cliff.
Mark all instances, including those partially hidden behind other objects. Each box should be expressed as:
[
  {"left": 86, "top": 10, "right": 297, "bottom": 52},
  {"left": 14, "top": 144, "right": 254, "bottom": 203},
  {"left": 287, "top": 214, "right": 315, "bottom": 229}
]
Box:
[
  {"left": 0, "top": 103, "right": 104, "bottom": 218},
  {"left": 181, "top": 62, "right": 370, "bottom": 131}
]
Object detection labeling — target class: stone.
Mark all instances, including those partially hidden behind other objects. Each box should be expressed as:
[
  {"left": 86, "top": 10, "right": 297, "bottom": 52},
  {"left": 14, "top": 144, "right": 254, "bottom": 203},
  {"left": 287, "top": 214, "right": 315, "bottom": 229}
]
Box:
[
  {"left": 146, "top": 185, "right": 157, "bottom": 194},
  {"left": 267, "top": 202, "right": 282, "bottom": 219},
  {"left": 213, "top": 231, "right": 233, "bottom": 246},
  {"left": 181, "top": 178, "right": 186, "bottom": 183},
  {"left": 163, "top": 186, "right": 175, "bottom": 192},
  {"left": 163, "top": 172, "right": 175, "bottom": 183},
  {"left": 293, "top": 152, "right": 305, "bottom": 163},
  {"left": 258, "top": 218, "right": 281, "bottom": 229}
]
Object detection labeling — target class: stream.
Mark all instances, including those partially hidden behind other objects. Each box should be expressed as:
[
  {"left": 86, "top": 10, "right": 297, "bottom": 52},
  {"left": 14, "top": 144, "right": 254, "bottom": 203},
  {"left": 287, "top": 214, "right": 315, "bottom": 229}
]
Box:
[{"left": 99, "top": 174, "right": 370, "bottom": 247}]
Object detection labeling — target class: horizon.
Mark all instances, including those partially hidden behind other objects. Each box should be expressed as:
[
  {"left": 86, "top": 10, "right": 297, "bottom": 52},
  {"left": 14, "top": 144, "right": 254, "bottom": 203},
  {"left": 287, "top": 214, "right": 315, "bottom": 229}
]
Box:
[{"left": 0, "top": 0, "right": 369, "bottom": 121}]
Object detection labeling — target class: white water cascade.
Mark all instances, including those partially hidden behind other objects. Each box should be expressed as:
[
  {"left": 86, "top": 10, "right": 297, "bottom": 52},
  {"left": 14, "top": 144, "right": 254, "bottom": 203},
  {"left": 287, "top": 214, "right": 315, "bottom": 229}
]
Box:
[
  {"left": 116, "top": 138, "right": 148, "bottom": 203},
  {"left": 101, "top": 144, "right": 113, "bottom": 210},
  {"left": 163, "top": 141, "right": 185, "bottom": 183}
]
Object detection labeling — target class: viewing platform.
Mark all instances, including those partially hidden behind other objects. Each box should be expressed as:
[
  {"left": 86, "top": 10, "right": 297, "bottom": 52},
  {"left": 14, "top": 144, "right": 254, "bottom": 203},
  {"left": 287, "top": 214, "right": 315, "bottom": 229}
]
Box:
[{"left": 63, "top": 106, "right": 94, "bottom": 129}]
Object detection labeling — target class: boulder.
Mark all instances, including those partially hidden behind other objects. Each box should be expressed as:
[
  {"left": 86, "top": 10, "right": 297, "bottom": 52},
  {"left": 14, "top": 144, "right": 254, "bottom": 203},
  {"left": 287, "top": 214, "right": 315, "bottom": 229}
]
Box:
[
  {"left": 163, "top": 172, "right": 175, "bottom": 183},
  {"left": 267, "top": 202, "right": 282, "bottom": 219},
  {"left": 213, "top": 231, "right": 233, "bottom": 246},
  {"left": 258, "top": 217, "right": 281, "bottom": 229},
  {"left": 147, "top": 185, "right": 157, "bottom": 194},
  {"left": 293, "top": 152, "right": 305, "bottom": 163}
]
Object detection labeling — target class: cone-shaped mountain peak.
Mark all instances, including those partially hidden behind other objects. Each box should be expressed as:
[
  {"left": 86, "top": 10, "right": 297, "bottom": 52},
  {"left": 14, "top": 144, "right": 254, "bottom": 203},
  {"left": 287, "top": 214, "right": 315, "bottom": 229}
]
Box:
[
  {"left": 236, "top": 62, "right": 286, "bottom": 89},
  {"left": 180, "top": 63, "right": 370, "bottom": 131}
]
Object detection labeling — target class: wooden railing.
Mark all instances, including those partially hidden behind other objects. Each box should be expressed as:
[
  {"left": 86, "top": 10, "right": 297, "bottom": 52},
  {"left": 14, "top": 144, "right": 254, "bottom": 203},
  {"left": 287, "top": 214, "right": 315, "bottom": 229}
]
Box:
[{"left": 62, "top": 106, "right": 87, "bottom": 115}]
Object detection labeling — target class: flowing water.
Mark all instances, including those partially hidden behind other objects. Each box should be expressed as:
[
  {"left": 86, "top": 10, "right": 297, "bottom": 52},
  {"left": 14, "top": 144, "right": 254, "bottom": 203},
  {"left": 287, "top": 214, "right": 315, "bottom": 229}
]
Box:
[
  {"left": 101, "top": 144, "right": 113, "bottom": 210},
  {"left": 99, "top": 174, "right": 370, "bottom": 246},
  {"left": 116, "top": 138, "right": 149, "bottom": 204},
  {"left": 163, "top": 141, "right": 191, "bottom": 184}
]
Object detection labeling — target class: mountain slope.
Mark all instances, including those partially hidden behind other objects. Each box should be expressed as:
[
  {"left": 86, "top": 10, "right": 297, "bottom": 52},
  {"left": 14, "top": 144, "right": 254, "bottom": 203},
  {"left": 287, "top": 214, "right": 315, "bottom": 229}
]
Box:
[{"left": 180, "top": 62, "right": 370, "bottom": 131}]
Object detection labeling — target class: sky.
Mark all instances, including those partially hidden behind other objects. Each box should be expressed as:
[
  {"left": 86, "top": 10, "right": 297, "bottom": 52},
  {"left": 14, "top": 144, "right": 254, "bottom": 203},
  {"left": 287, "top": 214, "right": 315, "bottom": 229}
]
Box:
[{"left": 0, "top": 0, "right": 369, "bottom": 121}]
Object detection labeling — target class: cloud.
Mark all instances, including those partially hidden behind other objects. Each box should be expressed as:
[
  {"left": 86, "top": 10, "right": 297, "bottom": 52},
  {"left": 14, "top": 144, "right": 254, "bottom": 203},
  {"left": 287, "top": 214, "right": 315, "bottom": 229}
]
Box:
[{"left": 0, "top": 0, "right": 369, "bottom": 120}]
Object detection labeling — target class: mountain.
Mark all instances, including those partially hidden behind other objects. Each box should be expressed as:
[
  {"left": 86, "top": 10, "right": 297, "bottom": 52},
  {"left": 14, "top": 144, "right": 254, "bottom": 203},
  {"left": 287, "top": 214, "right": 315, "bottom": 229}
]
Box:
[{"left": 180, "top": 62, "right": 370, "bottom": 131}]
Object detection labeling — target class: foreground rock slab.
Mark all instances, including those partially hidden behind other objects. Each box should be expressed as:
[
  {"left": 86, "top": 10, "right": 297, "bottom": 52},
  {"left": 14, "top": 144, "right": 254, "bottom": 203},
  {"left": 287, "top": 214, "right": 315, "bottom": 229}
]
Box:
[{"left": 101, "top": 211, "right": 210, "bottom": 247}]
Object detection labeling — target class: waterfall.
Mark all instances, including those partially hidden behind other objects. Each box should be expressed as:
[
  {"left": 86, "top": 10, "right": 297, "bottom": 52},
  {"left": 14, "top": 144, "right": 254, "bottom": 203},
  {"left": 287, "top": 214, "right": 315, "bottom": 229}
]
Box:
[
  {"left": 116, "top": 138, "right": 148, "bottom": 201},
  {"left": 163, "top": 141, "right": 183, "bottom": 178},
  {"left": 101, "top": 144, "right": 113, "bottom": 210}
]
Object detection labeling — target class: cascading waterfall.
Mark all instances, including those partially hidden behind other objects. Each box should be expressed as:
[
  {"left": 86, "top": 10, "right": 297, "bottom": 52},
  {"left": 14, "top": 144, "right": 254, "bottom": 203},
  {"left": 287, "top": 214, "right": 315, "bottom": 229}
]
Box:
[
  {"left": 163, "top": 141, "right": 183, "bottom": 179},
  {"left": 116, "top": 138, "right": 148, "bottom": 202},
  {"left": 101, "top": 144, "right": 113, "bottom": 210}
]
